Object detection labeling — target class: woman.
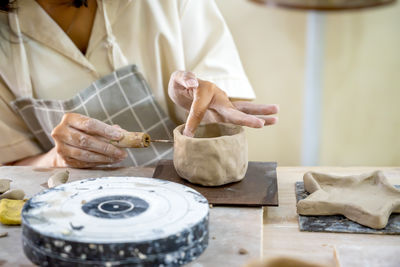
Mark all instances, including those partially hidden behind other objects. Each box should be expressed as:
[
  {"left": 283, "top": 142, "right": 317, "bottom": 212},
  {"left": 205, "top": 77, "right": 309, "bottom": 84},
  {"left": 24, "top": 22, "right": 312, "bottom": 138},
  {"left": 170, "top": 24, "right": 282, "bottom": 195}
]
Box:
[{"left": 0, "top": 0, "right": 278, "bottom": 168}]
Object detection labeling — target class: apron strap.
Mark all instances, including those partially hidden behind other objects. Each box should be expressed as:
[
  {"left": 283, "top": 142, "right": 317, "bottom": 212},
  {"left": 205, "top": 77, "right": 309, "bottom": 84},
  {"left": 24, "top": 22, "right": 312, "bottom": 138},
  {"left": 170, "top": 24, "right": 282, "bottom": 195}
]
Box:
[
  {"left": 101, "top": 0, "right": 128, "bottom": 70},
  {"left": 8, "top": 12, "right": 33, "bottom": 98}
]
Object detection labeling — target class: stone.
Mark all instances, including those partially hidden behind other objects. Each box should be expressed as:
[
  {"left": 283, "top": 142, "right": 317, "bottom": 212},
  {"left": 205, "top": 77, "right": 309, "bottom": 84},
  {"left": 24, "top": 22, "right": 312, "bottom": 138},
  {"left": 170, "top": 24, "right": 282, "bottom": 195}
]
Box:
[
  {"left": 0, "top": 189, "right": 25, "bottom": 200},
  {"left": 48, "top": 170, "right": 69, "bottom": 188},
  {"left": 0, "top": 179, "right": 11, "bottom": 193},
  {"left": 238, "top": 248, "right": 248, "bottom": 255}
]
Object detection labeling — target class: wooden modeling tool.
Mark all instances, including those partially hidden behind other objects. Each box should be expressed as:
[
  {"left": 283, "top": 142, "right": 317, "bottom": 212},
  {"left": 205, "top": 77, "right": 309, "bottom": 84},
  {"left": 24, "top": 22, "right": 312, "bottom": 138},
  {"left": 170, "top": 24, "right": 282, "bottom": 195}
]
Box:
[
  {"left": 110, "top": 132, "right": 173, "bottom": 148},
  {"left": 150, "top": 139, "right": 174, "bottom": 144}
]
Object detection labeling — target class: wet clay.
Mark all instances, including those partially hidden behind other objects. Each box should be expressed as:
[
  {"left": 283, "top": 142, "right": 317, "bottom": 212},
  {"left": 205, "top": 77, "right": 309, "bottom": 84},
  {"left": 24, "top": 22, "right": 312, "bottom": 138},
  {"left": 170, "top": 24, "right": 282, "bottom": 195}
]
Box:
[
  {"left": 297, "top": 171, "right": 400, "bottom": 229},
  {"left": 173, "top": 123, "right": 248, "bottom": 186},
  {"left": 0, "top": 189, "right": 25, "bottom": 200},
  {"left": 0, "top": 179, "right": 11, "bottom": 193},
  {"left": 48, "top": 170, "right": 70, "bottom": 188}
]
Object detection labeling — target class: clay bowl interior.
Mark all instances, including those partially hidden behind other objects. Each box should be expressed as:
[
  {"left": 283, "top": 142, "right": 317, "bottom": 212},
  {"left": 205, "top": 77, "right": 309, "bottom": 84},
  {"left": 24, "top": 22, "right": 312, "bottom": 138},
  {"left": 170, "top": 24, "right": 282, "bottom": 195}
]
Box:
[{"left": 190, "top": 123, "right": 243, "bottom": 139}]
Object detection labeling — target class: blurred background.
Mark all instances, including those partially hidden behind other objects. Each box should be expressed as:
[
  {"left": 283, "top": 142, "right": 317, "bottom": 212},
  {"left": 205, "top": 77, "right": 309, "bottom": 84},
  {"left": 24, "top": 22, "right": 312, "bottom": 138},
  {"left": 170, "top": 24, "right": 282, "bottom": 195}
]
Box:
[{"left": 215, "top": 0, "right": 400, "bottom": 166}]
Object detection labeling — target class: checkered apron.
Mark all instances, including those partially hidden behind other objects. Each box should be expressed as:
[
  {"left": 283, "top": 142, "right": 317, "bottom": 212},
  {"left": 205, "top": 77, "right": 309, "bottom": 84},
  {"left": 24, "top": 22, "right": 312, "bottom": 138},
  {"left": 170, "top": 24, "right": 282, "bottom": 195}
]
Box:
[
  {"left": 11, "top": 65, "right": 175, "bottom": 166},
  {"left": 8, "top": 6, "right": 175, "bottom": 167}
]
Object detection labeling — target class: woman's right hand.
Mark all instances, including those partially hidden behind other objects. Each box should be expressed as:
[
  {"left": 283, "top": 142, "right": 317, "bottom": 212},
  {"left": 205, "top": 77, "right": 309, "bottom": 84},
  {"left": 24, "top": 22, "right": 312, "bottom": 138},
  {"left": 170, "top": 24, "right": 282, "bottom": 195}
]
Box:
[{"left": 50, "top": 113, "right": 127, "bottom": 168}]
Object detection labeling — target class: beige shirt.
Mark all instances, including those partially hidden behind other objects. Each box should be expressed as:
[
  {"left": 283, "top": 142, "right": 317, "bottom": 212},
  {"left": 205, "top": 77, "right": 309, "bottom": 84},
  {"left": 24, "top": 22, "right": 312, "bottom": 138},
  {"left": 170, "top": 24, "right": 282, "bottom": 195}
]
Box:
[{"left": 0, "top": 0, "right": 255, "bottom": 164}]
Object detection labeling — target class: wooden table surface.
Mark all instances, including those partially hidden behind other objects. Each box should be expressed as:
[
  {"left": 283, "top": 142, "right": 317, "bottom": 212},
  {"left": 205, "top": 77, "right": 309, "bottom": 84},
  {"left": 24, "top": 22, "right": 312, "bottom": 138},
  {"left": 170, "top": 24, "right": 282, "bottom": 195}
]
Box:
[
  {"left": 0, "top": 166, "right": 262, "bottom": 267},
  {"left": 1, "top": 166, "right": 399, "bottom": 267},
  {"left": 263, "top": 167, "right": 400, "bottom": 267}
]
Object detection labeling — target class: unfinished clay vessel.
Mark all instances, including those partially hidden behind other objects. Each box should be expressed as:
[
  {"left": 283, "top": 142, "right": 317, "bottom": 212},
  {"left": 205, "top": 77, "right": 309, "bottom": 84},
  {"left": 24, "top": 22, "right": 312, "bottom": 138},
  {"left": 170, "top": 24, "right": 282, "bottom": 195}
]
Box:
[
  {"left": 173, "top": 123, "right": 248, "bottom": 186},
  {"left": 297, "top": 171, "right": 400, "bottom": 229}
]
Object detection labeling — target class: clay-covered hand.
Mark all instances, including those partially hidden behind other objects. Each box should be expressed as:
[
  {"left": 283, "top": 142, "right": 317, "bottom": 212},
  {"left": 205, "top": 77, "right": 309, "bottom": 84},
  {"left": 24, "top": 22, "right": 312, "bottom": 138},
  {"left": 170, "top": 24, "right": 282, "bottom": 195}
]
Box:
[
  {"left": 168, "top": 71, "right": 279, "bottom": 137},
  {"left": 50, "top": 113, "right": 127, "bottom": 168}
]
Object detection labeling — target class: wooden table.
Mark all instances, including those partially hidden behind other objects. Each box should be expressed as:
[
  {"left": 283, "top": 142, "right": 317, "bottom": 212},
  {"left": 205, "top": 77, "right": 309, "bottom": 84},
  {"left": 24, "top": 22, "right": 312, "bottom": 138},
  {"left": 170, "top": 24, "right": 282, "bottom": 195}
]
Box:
[
  {"left": 263, "top": 167, "right": 400, "bottom": 267},
  {"left": 1, "top": 166, "right": 399, "bottom": 267},
  {"left": 0, "top": 166, "right": 262, "bottom": 267}
]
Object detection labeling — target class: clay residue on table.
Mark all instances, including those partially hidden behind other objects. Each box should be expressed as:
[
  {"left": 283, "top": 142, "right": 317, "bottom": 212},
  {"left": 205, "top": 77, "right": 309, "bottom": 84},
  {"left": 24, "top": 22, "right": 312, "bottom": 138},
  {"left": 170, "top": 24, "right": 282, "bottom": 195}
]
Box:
[{"left": 33, "top": 168, "right": 54, "bottom": 172}]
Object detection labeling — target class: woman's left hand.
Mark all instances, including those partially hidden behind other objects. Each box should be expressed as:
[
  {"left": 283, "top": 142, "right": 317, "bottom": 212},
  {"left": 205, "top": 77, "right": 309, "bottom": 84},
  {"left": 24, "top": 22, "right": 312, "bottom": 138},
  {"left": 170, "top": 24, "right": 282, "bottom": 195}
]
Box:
[{"left": 168, "top": 71, "right": 279, "bottom": 137}]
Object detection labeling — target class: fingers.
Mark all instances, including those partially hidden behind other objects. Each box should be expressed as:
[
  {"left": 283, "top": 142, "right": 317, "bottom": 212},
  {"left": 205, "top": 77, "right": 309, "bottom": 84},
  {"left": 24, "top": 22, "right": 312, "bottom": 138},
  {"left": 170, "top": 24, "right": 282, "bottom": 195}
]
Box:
[
  {"left": 168, "top": 71, "right": 280, "bottom": 135},
  {"left": 168, "top": 71, "right": 199, "bottom": 111},
  {"left": 58, "top": 144, "right": 119, "bottom": 163},
  {"left": 64, "top": 128, "right": 127, "bottom": 159},
  {"left": 233, "top": 102, "right": 279, "bottom": 115},
  {"left": 183, "top": 81, "right": 216, "bottom": 137},
  {"left": 55, "top": 142, "right": 124, "bottom": 169},
  {"left": 171, "top": 70, "right": 199, "bottom": 89},
  {"left": 255, "top": 115, "right": 278, "bottom": 125},
  {"left": 220, "top": 108, "right": 265, "bottom": 128},
  {"left": 230, "top": 102, "right": 278, "bottom": 126},
  {"left": 95, "top": 125, "right": 127, "bottom": 143},
  {"left": 51, "top": 113, "right": 128, "bottom": 168},
  {"left": 61, "top": 113, "right": 123, "bottom": 141},
  {"left": 62, "top": 157, "right": 106, "bottom": 169}
]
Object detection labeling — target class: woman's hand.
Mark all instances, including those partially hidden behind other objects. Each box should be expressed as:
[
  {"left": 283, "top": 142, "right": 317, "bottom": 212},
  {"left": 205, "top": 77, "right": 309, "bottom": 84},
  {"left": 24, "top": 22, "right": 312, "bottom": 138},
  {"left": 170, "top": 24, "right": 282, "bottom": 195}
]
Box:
[
  {"left": 168, "top": 71, "right": 279, "bottom": 137},
  {"left": 50, "top": 113, "right": 127, "bottom": 168}
]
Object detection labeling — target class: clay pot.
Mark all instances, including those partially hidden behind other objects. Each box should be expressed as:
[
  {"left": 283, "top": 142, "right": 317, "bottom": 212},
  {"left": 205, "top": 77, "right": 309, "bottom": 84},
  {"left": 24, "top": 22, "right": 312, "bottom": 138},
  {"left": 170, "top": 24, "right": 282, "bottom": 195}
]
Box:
[{"left": 173, "top": 123, "right": 248, "bottom": 186}]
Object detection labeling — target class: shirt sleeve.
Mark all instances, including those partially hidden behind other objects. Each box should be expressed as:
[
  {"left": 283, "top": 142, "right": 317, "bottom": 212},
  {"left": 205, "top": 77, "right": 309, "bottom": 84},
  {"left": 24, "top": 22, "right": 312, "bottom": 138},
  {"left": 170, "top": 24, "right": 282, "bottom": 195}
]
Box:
[
  {"left": 179, "top": 0, "right": 256, "bottom": 99},
  {"left": 0, "top": 78, "right": 42, "bottom": 164}
]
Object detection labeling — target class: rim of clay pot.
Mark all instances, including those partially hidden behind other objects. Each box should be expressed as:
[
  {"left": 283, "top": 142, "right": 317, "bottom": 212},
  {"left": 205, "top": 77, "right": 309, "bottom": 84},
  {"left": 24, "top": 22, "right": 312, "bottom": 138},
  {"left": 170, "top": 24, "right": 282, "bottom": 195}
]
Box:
[{"left": 173, "top": 123, "right": 244, "bottom": 140}]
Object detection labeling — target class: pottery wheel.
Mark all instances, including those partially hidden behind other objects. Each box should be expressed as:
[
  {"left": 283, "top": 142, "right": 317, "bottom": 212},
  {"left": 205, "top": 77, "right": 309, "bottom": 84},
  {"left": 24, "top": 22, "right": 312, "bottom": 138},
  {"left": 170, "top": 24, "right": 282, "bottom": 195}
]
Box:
[{"left": 21, "top": 177, "right": 209, "bottom": 267}]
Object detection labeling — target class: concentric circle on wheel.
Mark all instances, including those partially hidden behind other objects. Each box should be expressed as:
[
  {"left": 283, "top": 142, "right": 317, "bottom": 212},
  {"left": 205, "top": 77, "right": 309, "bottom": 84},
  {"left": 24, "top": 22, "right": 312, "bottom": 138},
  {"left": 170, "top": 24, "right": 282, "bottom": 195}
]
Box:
[{"left": 21, "top": 177, "right": 209, "bottom": 266}]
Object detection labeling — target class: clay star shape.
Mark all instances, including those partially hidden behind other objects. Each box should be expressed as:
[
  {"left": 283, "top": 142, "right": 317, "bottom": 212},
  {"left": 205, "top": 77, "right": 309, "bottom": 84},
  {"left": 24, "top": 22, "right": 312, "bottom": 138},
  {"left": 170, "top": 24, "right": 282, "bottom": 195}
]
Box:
[{"left": 296, "top": 171, "right": 400, "bottom": 229}]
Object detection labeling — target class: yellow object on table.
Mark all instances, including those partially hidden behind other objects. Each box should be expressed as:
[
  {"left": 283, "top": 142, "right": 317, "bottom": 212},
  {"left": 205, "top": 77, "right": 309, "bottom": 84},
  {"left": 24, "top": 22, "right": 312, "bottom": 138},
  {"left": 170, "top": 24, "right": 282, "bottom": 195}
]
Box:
[{"left": 0, "top": 199, "right": 27, "bottom": 225}]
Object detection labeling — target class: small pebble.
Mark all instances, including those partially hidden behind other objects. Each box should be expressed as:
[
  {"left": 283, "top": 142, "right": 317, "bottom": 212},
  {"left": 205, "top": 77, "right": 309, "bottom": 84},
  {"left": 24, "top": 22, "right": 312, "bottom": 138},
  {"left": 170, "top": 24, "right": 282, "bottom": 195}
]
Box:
[
  {"left": 64, "top": 245, "right": 72, "bottom": 253},
  {"left": 54, "top": 240, "right": 64, "bottom": 247},
  {"left": 238, "top": 248, "right": 248, "bottom": 255},
  {"left": 48, "top": 170, "right": 69, "bottom": 188},
  {"left": 0, "top": 232, "right": 8, "bottom": 238},
  {"left": 0, "top": 179, "right": 11, "bottom": 193},
  {"left": 0, "top": 189, "right": 25, "bottom": 200},
  {"left": 138, "top": 252, "right": 147, "bottom": 259},
  {"left": 61, "top": 229, "right": 71, "bottom": 235}
]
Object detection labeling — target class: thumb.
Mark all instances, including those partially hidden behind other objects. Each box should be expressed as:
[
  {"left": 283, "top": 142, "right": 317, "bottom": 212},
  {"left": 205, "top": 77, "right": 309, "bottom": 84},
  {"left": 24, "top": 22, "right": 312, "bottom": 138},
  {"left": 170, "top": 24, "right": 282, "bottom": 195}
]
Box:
[
  {"left": 169, "top": 71, "right": 198, "bottom": 91},
  {"left": 177, "top": 71, "right": 198, "bottom": 89}
]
